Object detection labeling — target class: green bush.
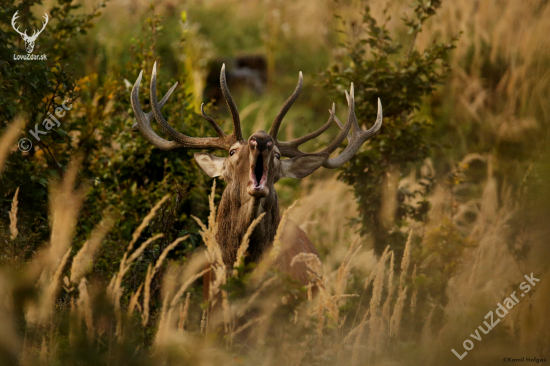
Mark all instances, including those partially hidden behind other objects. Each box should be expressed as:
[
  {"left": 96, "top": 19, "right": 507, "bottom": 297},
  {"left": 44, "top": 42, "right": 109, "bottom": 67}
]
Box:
[{"left": 322, "top": 1, "right": 458, "bottom": 255}]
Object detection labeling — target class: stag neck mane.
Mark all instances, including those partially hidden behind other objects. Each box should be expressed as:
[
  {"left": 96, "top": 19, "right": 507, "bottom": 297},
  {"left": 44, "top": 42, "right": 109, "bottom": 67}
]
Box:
[{"left": 215, "top": 176, "right": 280, "bottom": 269}]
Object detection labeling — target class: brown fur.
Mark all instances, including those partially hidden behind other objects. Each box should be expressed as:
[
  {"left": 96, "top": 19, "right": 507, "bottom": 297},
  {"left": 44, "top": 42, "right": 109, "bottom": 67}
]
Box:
[{"left": 201, "top": 132, "right": 321, "bottom": 303}]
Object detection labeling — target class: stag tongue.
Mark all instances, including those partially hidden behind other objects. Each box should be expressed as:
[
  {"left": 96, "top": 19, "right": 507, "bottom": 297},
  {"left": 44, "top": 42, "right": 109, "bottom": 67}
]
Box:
[{"left": 254, "top": 154, "right": 264, "bottom": 187}]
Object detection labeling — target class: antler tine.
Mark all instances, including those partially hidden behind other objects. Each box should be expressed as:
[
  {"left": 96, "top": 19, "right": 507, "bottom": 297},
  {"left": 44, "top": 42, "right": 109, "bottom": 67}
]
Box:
[
  {"left": 276, "top": 104, "right": 335, "bottom": 158},
  {"left": 270, "top": 71, "right": 303, "bottom": 140},
  {"left": 200, "top": 103, "right": 228, "bottom": 139},
  {"left": 332, "top": 114, "right": 352, "bottom": 144},
  {"left": 38, "top": 13, "right": 48, "bottom": 33},
  {"left": 131, "top": 63, "right": 233, "bottom": 151},
  {"left": 322, "top": 97, "right": 383, "bottom": 169},
  {"left": 131, "top": 79, "right": 177, "bottom": 132},
  {"left": 11, "top": 11, "right": 27, "bottom": 37},
  {"left": 273, "top": 80, "right": 355, "bottom": 159},
  {"left": 28, "top": 13, "right": 49, "bottom": 40},
  {"left": 220, "top": 64, "right": 244, "bottom": 142},
  {"left": 274, "top": 82, "right": 382, "bottom": 166},
  {"left": 131, "top": 70, "right": 182, "bottom": 150}
]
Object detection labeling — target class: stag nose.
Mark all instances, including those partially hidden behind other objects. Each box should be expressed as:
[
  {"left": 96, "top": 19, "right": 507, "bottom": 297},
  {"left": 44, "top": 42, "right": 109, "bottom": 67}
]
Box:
[{"left": 249, "top": 131, "right": 273, "bottom": 152}]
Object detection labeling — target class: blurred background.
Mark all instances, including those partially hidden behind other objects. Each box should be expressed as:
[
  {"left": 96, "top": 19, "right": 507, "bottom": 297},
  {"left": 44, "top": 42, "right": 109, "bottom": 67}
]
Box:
[{"left": 1, "top": 0, "right": 549, "bottom": 365}]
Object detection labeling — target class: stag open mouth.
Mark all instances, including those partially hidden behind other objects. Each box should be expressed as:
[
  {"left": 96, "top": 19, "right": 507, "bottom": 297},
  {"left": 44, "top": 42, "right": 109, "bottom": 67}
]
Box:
[{"left": 250, "top": 153, "right": 268, "bottom": 190}]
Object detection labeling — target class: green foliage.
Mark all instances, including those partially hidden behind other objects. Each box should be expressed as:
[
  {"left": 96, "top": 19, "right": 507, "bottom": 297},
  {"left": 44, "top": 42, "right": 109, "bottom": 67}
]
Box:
[
  {"left": 0, "top": 1, "right": 211, "bottom": 294},
  {"left": 322, "top": 1, "right": 458, "bottom": 255},
  {"left": 416, "top": 216, "right": 475, "bottom": 305},
  {"left": 0, "top": 0, "right": 105, "bottom": 260}
]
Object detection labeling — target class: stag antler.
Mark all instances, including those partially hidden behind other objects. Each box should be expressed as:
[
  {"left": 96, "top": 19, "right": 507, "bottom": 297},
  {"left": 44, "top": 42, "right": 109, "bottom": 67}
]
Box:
[
  {"left": 131, "top": 62, "right": 242, "bottom": 151},
  {"left": 269, "top": 73, "right": 383, "bottom": 168},
  {"left": 11, "top": 11, "right": 27, "bottom": 38},
  {"left": 28, "top": 13, "right": 49, "bottom": 41},
  {"left": 11, "top": 11, "right": 49, "bottom": 40}
]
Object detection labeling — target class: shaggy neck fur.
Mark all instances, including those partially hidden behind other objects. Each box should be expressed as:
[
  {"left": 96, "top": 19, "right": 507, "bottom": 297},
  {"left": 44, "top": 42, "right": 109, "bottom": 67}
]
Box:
[{"left": 215, "top": 180, "right": 280, "bottom": 269}]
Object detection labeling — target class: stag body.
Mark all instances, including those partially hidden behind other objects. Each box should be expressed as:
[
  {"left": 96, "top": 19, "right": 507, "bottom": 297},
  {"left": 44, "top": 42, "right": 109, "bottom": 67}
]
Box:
[
  {"left": 131, "top": 62, "right": 383, "bottom": 294},
  {"left": 11, "top": 11, "right": 49, "bottom": 53}
]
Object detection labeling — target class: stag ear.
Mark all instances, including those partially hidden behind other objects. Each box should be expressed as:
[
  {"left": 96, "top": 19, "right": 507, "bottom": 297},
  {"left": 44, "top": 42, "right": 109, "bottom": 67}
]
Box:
[
  {"left": 280, "top": 153, "right": 328, "bottom": 179},
  {"left": 194, "top": 153, "right": 226, "bottom": 178}
]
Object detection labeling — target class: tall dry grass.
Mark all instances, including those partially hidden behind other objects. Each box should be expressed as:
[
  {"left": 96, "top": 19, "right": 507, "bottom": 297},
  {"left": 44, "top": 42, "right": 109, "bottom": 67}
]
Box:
[{"left": 2, "top": 0, "right": 550, "bottom": 364}]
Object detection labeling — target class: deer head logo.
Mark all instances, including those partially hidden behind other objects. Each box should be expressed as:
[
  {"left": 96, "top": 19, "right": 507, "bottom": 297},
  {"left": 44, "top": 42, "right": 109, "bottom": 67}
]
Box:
[{"left": 11, "top": 11, "right": 49, "bottom": 54}]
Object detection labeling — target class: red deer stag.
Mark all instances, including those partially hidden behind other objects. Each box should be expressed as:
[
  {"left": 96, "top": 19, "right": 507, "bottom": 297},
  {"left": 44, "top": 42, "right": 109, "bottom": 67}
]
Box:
[{"left": 130, "top": 62, "right": 382, "bottom": 298}]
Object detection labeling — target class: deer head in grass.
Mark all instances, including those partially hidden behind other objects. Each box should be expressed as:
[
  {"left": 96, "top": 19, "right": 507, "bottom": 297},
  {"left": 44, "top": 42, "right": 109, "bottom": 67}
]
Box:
[{"left": 131, "top": 62, "right": 382, "bottom": 290}]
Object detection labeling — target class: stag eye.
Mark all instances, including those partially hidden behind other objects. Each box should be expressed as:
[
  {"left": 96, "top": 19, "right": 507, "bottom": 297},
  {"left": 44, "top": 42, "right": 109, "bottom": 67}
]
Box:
[
  {"left": 275, "top": 153, "right": 281, "bottom": 160},
  {"left": 230, "top": 149, "right": 237, "bottom": 156}
]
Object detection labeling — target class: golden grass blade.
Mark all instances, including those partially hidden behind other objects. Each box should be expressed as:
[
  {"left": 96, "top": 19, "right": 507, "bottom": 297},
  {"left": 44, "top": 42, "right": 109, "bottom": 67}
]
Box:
[
  {"left": 128, "top": 283, "right": 144, "bottom": 316},
  {"left": 9, "top": 187, "right": 19, "bottom": 241},
  {"left": 126, "top": 195, "right": 169, "bottom": 252},
  {"left": 0, "top": 116, "right": 24, "bottom": 174},
  {"left": 77, "top": 278, "right": 95, "bottom": 339},
  {"left": 398, "top": 230, "right": 412, "bottom": 294},
  {"left": 70, "top": 215, "right": 114, "bottom": 284},
  {"left": 142, "top": 235, "right": 189, "bottom": 326},
  {"left": 410, "top": 265, "right": 418, "bottom": 315},
  {"left": 233, "top": 212, "right": 266, "bottom": 276}
]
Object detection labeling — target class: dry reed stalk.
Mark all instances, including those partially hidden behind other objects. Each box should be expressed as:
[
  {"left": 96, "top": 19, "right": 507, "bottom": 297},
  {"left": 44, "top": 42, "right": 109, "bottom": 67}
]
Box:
[
  {"left": 398, "top": 230, "right": 412, "bottom": 294},
  {"left": 48, "top": 157, "right": 87, "bottom": 274},
  {"left": 248, "top": 200, "right": 298, "bottom": 287},
  {"left": 77, "top": 278, "right": 94, "bottom": 340},
  {"left": 154, "top": 264, "right": 180, "bottom": 348},
  {"left": 0, "top": 275, "right": 22, "bottom": 360},
  {"left": 108, "top": 232, "right": 164, "bottom": 339},
  {"left": 270, "top": 200, "right": 299, "bottom": 260},
  {"left": 192, "top": 183, "right": 227, "bottom": 313},
  {"left": 27, "top": 248, "right": 72, "bottom": 326},
  {"left": 335, "top": 238, "right": 362, "bottom": 303},
  {"left": 0, "top": 116, "right": 24, "bottom": 174},
  {"left": 253, "top": 294, "right": 278, "bottom": 347},
  {"left": 381, "top": 251, "right": 395, "bottom": 323},
  {"left": 70, "top": 215, "right": 114, "bottom": 284},
  {"left": 178, "top": 293, "right": 191, "bottom": 332},
  {"left": 142, "top": 235, "right": 189, "bottom": 326},
  {"left": 389, "top": 285, "right": 408, "bottom": 338},
  {"left": 231, "top": 316, "right": 264, "bottom": 337},
  {"left": 316, "top": 296, "right": 324, "bottom": 345},
  {"left": 234, "top": 276, "right": 277, "bottom": 318},
  {"left": 191, "top": 181, "right": 223, "bottom": 264},
  {"left": 127, "top": 283, "right": 143, "bottom": 316},
  {"left": 233, "top": 212, "right": 266, "bottom": 276},
  {"left": 169, "top": 254, "right": 209, "bottom": 309},
  {"left": 344, "top": 309, "right": 370, "bottom": 345},
  {"left": 350, "top": 309, "right": 370, "bottom": 366},
  {"left": 39, "top": 337, "right": 48, "bottom": 365},
  {"left": 127, "top": 195, "right": 169, "bottom": 250},
  {"left": 468, "top": 247, "right": 482, "bottom": 291},
  {"left": 9, "top": 187, "right": 19, "bottom": 241},
  {"left": 200, "top": 310, "right": 206, "bottom": 334},
  {"left": 421, "top": 304, "right": 436, "bottom": 345},
  {"left": 222, "top": 289, "right": 231, "bottom": 346},
  {"left": 410, "top": 265, "right": 418, "bottom": 315},
  {"left": 155, "top": 253, "right": 209, "bottom": 347},
  {"left": 365, "top": 246, "right": 390, "bottom": 358},
  {"left": 290, "top": 253, "right": 338, "bottom": 323}
]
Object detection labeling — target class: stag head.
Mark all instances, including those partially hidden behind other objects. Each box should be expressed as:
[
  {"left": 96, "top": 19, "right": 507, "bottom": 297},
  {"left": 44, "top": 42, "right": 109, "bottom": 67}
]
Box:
[
  {"left": 11, "top": 11, "right": 49, "bottom": 54},
  {"left": 131, "top": 63, "right": 382, "bottom": 203}
]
